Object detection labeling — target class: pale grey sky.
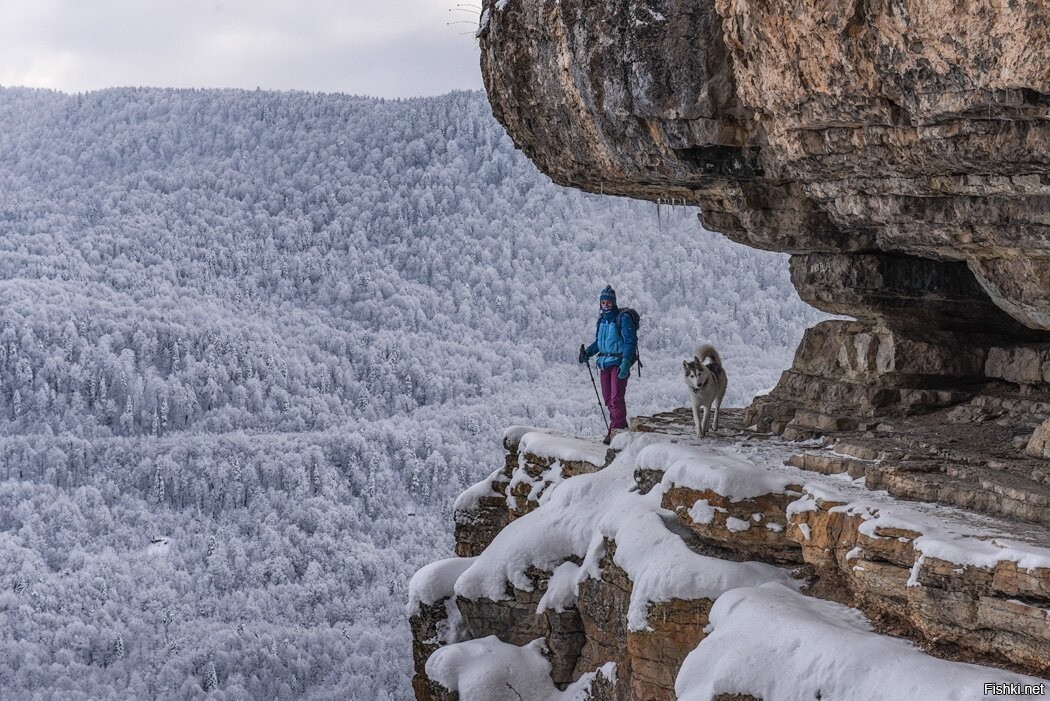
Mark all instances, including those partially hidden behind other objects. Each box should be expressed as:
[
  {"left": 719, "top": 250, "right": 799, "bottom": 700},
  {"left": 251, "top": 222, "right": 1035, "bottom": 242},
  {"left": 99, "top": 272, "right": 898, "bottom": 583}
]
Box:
[{"left": 0, "top": 0, "right": 484, "bottom": 97}]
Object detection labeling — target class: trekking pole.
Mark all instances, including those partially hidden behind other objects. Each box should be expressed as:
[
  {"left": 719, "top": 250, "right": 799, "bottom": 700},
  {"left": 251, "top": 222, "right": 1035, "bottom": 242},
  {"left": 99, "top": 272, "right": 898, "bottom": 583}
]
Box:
[{"left": 582, "top": 345, "right": 609, "bottom": 433}]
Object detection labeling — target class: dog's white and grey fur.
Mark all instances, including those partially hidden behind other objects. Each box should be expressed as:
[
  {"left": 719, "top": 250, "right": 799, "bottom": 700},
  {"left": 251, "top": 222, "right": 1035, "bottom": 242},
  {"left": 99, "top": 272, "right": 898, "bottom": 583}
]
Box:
[{"left": 683, "top": 344, "right": 728, "bottom": 437}]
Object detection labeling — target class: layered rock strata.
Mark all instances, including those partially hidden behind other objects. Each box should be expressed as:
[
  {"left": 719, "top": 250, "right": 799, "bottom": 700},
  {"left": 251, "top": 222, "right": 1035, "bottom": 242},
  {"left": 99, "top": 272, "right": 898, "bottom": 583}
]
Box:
[
  {"left": 409, "top": 418, "right": 1050, "bottom": 699},
  {"left": 412, "top": 427, "right": 795, "bottom": 700},
  {"left": 477, "top": 0, "right": 1050, "bottom": 437},
  {"left": 657, "top": 451, "right": 1050, "bottom": 673}
]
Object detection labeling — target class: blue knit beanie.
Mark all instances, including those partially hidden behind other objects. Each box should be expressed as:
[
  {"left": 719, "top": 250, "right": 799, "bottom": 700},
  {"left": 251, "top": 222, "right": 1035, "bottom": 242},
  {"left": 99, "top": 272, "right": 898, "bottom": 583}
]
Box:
[{"left": 599, "top": 286, "right": 616, "bottom": 304}]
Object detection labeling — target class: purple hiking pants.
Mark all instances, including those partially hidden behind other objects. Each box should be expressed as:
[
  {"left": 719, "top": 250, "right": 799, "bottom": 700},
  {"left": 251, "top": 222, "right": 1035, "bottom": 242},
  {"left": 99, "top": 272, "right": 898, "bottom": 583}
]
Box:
[{"left": 599, "top": 367, "right": 629, "bottom": 429}]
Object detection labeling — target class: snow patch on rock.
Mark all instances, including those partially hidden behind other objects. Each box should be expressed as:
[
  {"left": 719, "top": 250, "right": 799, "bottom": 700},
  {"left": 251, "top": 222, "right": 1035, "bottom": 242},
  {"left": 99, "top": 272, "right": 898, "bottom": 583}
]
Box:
[
  {"left": 426, "top": 636, "right": 614, "bottom": 700},
  {"left": 407, "top": 556, "right": 477, "bottom": 616},
  {"left": 518, "top": 431, "right": 609, "bottom": 467},
  {"left": 454, "top": 468, "right": 504, "bottom": 512},
  {"left": 454, "top": 434, "right": 795, "bottom": 630},
  {"left": 725, "top": 517, "right": 751, "bottom": 533},
  {"left": 537, "top": 561, "right": 581, "bottom": 614},
  {"left": 644, "top": 442, "right": 800, "bottom": 501},
  {"left": 676, "top": 582, "right": 1049, "bottom": 700},
  {"left": 687, "top": 499, "right": 722, "bottom": 525}
]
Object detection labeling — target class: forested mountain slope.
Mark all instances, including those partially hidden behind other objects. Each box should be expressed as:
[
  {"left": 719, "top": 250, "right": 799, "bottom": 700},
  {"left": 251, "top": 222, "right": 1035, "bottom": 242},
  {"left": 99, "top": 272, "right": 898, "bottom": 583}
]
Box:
[{"left": 0, "top": 87, "right": 823, "bottom": 699}]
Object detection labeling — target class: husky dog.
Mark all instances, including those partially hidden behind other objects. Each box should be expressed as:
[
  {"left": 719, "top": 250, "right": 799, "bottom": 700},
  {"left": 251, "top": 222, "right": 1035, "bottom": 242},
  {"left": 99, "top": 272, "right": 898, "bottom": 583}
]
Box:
[{"left": 683, "top": 344, "right": 728, "bottom": 437}]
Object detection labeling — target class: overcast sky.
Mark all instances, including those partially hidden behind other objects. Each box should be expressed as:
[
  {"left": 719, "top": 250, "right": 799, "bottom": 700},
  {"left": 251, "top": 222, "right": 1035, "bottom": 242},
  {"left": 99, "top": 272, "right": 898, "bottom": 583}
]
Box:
[{"left": 0, "top": 0, "right": 484, "bottom": 98}]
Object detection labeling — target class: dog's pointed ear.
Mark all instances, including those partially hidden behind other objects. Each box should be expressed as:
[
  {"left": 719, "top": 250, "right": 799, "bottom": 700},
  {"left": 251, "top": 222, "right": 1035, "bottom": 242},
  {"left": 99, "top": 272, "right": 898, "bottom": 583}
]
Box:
[{"left": 682, "top": 360, "right": 689, "bottom": 369}]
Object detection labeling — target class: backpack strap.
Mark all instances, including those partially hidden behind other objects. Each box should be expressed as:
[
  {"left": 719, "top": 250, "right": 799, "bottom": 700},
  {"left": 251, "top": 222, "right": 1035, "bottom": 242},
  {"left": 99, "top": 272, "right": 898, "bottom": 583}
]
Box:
[{"left": 616, "top": 309, "right": 640, "bottom": 376}]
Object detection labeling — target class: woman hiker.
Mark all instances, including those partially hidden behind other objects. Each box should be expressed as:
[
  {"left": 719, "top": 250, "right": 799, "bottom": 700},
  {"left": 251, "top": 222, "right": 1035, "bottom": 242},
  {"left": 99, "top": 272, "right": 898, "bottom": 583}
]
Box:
[{"left": 578, "top": 285, "right": 637, "bottom": 444}]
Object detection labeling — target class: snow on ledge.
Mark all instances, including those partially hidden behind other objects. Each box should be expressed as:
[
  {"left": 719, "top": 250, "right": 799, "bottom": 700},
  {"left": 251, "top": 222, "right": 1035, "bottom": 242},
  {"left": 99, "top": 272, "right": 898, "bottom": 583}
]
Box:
[
  {"left": 426, "top": 637, "right": 555, "bottom": 700},
  {"left": 502, "top": 425, "right": 546, "bottom": 447},
  {"left": 641, "top": 442, "right": 801, "bottom": 501},
  {"left": 537, "top": 561, "right": 581, "bottom": 614},
  {"left": 454, "top": 435, "right": 795, "bottom": 628},
  {"left": 517, "top": 430, "right": 610, "bottom": 467},
  {"left": 792, "top": 481, "right": 1050, "bottom": 573},
  {"left": 850, "top": 503, "right": 1050, "bottom": 572},
  {"left": 407, "top": 557, "right": 477, "bottom": 617},
  {"left": 454, "top": 468, "right": 504, "bottom": 513},
  {"left": 454, "top": 432, "right": 1050, "bottom": 623},
  {"left": 649, "top": 439, "right": 1050, "bottom": 575},
  {"left": 676, "top": 582, "right": 1049, "bottom": 701},
  {"left": 426, "top": 636, "right": 614, "bottom": 701},
  {"left": 425, "top": 432, "right": 1050, "bottom": 700}
]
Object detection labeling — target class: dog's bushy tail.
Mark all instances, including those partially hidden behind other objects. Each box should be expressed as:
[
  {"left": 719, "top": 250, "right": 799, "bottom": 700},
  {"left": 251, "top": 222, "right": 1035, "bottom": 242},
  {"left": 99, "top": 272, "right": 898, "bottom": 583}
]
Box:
[{"left": 695, "top": 343, "right": 722, "bottom": 367}]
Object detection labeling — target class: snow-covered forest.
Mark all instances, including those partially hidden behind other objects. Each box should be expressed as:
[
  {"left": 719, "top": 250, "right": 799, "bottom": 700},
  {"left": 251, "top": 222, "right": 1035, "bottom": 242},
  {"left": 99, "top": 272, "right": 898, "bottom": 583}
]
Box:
[{"left": 0, "top": 87, "right": 824, "bottom": 699}]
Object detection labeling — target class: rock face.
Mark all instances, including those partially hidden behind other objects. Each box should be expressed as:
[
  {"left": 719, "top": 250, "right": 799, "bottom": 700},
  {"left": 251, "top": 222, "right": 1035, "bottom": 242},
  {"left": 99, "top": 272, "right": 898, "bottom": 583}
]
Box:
[
  {"left": 409, "top": 421, "right": 1050, "bottom": 699},
  {"left": 1030, "top": 417, "right": 1050, "bottom": 459},
  {"left": 459, "top": 5, "right": 1050, "bottom": 696},
  {"left": 478, "top": 0, "right": 1050, "bottom": 436}
]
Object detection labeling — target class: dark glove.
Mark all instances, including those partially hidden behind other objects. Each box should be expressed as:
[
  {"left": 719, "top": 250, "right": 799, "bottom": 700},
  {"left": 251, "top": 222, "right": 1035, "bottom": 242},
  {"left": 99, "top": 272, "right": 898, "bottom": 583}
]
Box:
[
  {"left": 618, "top": 364, "right": 630, "bottom": 380},
  {"left": 578, "top": 345, "right": 588, "bottom": 364}
]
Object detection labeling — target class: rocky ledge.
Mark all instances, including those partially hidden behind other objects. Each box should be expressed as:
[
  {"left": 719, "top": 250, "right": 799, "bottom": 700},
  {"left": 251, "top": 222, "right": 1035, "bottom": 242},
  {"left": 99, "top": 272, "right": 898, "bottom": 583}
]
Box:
[
  {"left": 408, "top": 412, "right": 1050, "bottom": 700},
  {"left": 477, "top": 0, "right": 1050, "bottom": 446}
]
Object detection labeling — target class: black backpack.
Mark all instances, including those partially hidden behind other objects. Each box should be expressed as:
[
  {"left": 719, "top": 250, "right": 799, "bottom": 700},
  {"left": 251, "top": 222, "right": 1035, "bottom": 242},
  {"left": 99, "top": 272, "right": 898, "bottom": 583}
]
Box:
[{"left": 618, "top": 308, "right": 643, "bottom": 376}]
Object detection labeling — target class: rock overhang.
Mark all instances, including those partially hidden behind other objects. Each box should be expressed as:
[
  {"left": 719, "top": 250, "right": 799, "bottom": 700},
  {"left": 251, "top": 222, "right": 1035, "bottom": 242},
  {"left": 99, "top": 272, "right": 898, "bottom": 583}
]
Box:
[{"left": 478, "top": 0, "right": 1050, "bottom": 333}]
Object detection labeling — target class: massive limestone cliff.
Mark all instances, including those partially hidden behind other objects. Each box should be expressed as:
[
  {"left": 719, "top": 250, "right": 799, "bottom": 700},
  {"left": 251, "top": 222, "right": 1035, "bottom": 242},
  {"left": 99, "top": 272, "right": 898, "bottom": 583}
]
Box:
[
  {"left": 477, "top": 0, "right": 1050, "bottom": 444},
  {"left": 402, "top": 4, "right": 1050, "bottom": 697}
]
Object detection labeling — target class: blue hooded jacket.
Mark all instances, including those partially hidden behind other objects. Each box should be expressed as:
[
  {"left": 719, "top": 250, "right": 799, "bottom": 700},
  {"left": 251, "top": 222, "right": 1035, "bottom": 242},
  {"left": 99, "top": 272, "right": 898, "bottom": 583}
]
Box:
[{"left": 584, "top": 287, "right": 638, "bottom": 375}]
